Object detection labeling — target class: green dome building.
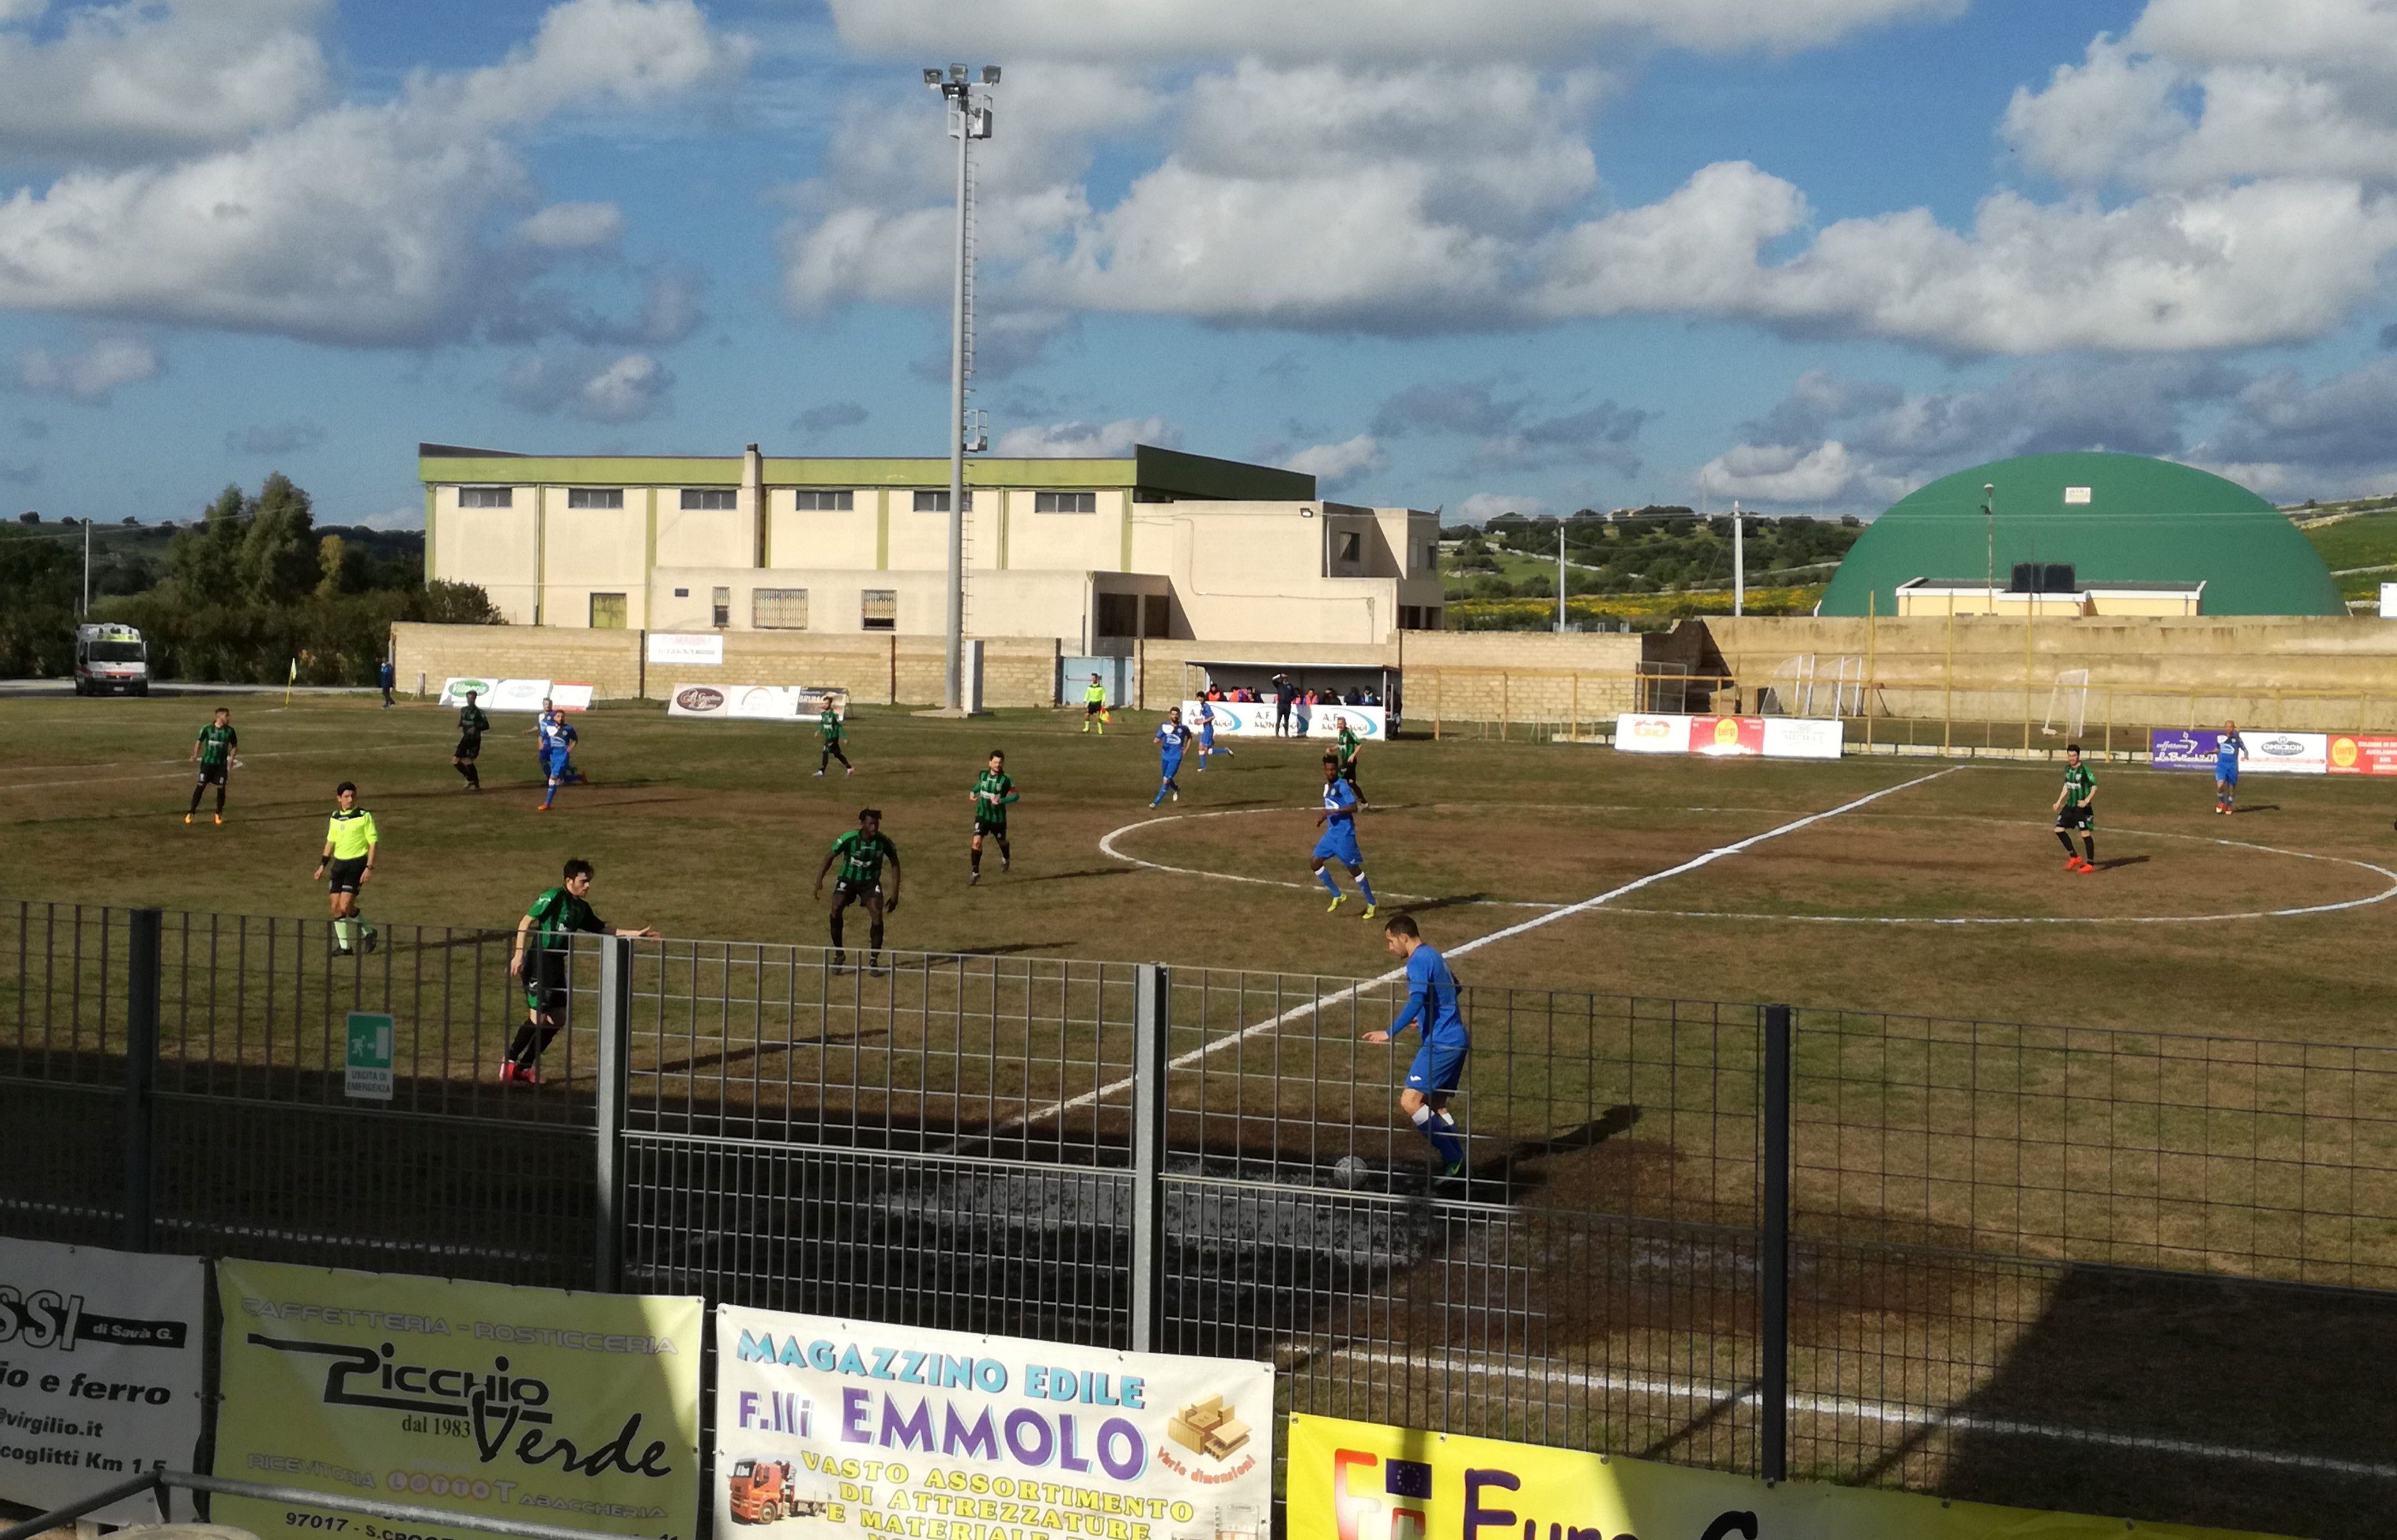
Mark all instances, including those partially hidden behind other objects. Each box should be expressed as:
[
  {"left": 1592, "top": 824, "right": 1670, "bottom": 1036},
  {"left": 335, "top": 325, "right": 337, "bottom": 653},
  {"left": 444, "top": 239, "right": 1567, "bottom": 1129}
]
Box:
[{"left": 1818, "top": 452, "right": 2343, "bottom": 618}]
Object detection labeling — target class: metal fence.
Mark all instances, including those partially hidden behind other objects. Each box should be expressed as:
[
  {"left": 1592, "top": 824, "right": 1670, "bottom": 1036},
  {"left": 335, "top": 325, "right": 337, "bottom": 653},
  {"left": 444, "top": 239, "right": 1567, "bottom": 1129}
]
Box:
[{"left": 5, "top": 899, "right": 2394, "bottom": 1534}]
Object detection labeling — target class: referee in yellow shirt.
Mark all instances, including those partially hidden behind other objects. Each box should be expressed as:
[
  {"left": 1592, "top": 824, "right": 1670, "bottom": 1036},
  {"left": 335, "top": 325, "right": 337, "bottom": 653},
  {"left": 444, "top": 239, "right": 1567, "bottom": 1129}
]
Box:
[{"left": 312, "top": 780, "right": 380, "bottom": 956}]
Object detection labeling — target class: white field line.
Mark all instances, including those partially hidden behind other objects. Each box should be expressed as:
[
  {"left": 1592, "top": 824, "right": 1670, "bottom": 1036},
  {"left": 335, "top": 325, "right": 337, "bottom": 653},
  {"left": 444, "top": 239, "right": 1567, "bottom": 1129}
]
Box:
[
  {"left": 1007, "top": 766, "right": 1960, "bottom": 1134},
  {"left": 1100, "top": 806, "right": 1558, "bottom": 910},
  {"left": 1326, "top": 1346, "right": 2397, "bottom": 1481},
  {"left": 0, "top": 749, "right": 354, "bottom": 794}
]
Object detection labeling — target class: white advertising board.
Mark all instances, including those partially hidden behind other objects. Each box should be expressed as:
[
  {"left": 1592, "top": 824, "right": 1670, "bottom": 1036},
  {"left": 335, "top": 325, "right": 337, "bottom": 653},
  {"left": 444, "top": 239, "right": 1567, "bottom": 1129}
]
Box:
[
  {"left": 667, "top": 684, "right": 848, "bottom": 722},
  {"left": 443, "top": 677, "right": 557, "bottom": 712},
  {"left": 1761, "top": 717, "right": 1846, "bottom": 760},
  {"left": 648, "top": 633, "right": 726, "bottom": 666},
  {"left": 0, "top": 1237, "right": 207, "bottom": 1523},
  {"left": 1179, "top": 700, "right": 1386, "bottom": 740},
  {"left": 1613, "top": 713, "right": 1693, "bottom": 754},
  {"left": 2382, "top": 582, "right": 2397, "bottom": 619},
  {"left": 2242, "top": 730, "right": 2328, "bottom": 775},
  {"left": 714, "top": 1304, "right": 1274, "bottom": 1540}
]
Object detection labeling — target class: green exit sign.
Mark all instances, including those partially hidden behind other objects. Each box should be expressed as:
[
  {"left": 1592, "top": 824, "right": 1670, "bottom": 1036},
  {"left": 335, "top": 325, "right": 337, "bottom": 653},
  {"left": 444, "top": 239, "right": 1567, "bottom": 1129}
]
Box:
[{"left": 345, "top": 1012, "right": 394, "bottom": 1101}]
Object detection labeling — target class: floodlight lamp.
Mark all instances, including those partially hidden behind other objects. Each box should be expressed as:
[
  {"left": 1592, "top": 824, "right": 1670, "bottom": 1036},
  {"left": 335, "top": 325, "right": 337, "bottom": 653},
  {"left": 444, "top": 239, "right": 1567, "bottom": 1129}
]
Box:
[
  {"left": 982, "top": 65, "right": 1001, "bottom": 85},
  {"left": 949, "top": 62, "right": 967, "bottom": 82},
  {"left": 1299, "top": 507, "right": 1315, "bottom": 519},
  {"left": 923, "top": 68, "right": 943, "bottom": 87}
]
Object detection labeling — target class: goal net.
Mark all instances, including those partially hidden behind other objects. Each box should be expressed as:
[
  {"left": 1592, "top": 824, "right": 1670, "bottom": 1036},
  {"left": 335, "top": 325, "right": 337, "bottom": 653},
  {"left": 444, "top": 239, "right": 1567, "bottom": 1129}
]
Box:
[{"left": 2041, "top": 668, "right": 2091, "bottom": 738}]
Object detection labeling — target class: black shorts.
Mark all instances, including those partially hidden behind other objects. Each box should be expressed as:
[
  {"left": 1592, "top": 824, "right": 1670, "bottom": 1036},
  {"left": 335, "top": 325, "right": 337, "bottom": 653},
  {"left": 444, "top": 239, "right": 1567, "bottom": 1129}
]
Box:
[
  {"left": 455, "top": 734, "right": 482, "bottom": 761},
  {"left": 194, "top": 762, "right": 228, "bottom": 787},
  {"left": 523, "top": 952, "right": 568, "bottom": 1014},
  {"left": 832, "top": 878, "right": 882, "bottom": 903},
  {"left": 1085, "top": 701, "right": 1104, "bottom": 716},
  {"left": 2055, "top": 806, "right": 2094, "bottom": 832},
  {"left": 326, "top": 856, "right": 369, "bottom": 895},
  {"left": 973, "top": 817, "right": 1009, "bottom": 838},
  {"left": 1339, "top": 763, "right": 1361, "bottom": 786}
]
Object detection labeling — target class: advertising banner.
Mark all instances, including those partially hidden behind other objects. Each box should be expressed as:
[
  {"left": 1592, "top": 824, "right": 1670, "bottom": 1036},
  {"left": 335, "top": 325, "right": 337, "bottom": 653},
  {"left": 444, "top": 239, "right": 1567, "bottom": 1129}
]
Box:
[
  {"left": 548, "top": 684, "right": 595, "bottom": 713},
  {"left": 214, "top": 1259, "right": 703, "bottom": 1540},
  {"left": 1761, "top": 717, "right": 1845, "bottom": 760},
  {"left": 440, "top": 680, "right": 583, "bottom": 712},
  {"left": 714, "top": 1304, "right": 1274, "bottom": 1540},
  {"left": 667, "top": 685, "right": 848, "bottom": 722},
  {"left": 1613, "top": 713, "right": 1692, "bottom": 754},
  {"left": 1177, "top": 701, "right": 1386, "bottom": 740},
  {"left": 439, "top": 677, "right": 494, "bottom": 708},
  {"left": 2329, "top": 733, "right": 2397, "bottom": 775},
  {"left": 1289, "top": 1413, "right": 2282, "bottom": 1540},
  {"left": 2148, "top": 729, "right": 2222, "bottom": 771},
  {"left": 648, "top": 633, "right": 725, "bottom": 666},
  {"left": 1688, "top": 716, "right": 1767, "bottom": 756},
  {"left": 2244, "top": 731, "right": 2328, "bottom": 775},
  {"left": 0, "top": 1238, "right": 207, "bottom": 1523}
]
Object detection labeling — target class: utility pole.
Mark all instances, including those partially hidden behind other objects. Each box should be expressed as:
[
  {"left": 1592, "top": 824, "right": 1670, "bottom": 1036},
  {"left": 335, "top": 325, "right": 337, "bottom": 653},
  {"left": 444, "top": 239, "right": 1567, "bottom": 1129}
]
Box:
[
  {"left": 1556, "top": 523, "right": 1566, "bottom": 633},
  {"left": 1983, "top": 482, "right": 1997, "bottom": 616},
  {"left": 926, "top": 63, "right": 998, "bottom": 712},
  {"left": 82, "top": 516, "right": 90, "bottom": 617},
  {"left": 1732, "top": 501, "right": 1745, "bottom": 617}
]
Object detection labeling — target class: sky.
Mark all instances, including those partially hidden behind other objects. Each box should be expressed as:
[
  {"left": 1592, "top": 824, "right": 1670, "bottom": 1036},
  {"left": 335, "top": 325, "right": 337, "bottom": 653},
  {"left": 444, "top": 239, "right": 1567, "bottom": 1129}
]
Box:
[{"left": 3, "top": 0, "right": 2397, "bottom": 531}]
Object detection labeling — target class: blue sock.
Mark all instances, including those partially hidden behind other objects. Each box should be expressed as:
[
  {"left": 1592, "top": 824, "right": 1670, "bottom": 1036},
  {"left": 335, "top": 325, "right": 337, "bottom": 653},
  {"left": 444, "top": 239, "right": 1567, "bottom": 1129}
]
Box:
[
  {"left": 1357, "top": 873, "right": 1377, "bottom": 904},
  {"left": 542, "top": 783, "right": 557, "bottom": 807},
  {"left": 1316, "top": 867, "right": 1342, "bottom": 897},
  {"left": 1150, "top": 787, "right": 1166, "bottom": 807},
  {"left": 1412, "top": 1105, "right": 1463, "bottom": 1166}
]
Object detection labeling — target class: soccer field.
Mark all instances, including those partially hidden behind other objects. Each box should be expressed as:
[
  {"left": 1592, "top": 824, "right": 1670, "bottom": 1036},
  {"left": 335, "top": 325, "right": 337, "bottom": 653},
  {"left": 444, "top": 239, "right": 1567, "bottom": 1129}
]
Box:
[{"left": 0, "top": 693, "right": 2390, "bottom": 1040}]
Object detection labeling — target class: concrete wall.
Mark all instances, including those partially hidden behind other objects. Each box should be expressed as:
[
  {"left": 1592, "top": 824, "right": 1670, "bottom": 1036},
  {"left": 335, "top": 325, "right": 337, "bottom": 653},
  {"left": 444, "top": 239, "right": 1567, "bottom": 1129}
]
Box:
[
  {"left": 392, "top": 625, "right": 1065, "bottom": 708},
  {"left": 1131, "top": 629, "right": 1648, "bottom": 726},
  {"left": 1683, "top": 614, "right": 2397, "bottom": 730}
]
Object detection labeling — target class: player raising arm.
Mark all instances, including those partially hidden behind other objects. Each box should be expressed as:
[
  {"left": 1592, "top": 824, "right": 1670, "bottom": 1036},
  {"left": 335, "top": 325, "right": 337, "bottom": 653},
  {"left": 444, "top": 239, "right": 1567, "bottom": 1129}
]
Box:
[
  {"left": 2053, "top": 745, "right": 2099, "bottom": 873},
  {"left": 815, "top": 809, "right": 901, "bottom": 975},
  {"left": 2215, "top": 719, "right": 2247, "bottom": 815},
  {"left": 186, "top": 707, "right": 237, "bottom": 825},
  {"left": 969, "top": 750, "right": 1017, "bottom": 885},
  {"left": 1361, "top": 914, "right": 1469, "bottom": 1181},
  {"left": 504, "top": 858, "right": 658, "bottom": 1084}
]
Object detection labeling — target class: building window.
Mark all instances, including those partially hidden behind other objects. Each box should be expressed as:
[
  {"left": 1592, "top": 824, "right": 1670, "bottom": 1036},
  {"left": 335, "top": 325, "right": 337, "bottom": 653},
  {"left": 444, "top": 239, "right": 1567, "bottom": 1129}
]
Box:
[
  {"left": 567, "top": 488, "right": 624, "bottom": 509},
  {"left": 711, "top": 586, "right": 731, "bottom": 628},
  {"left": 1141, "top": 594, "right": 1170, "bottom": 639},
  {"left": 1035, "top": 491, "right": 1096, "bottom": 513},
  {"left": 912, "top": 489, "right": 972, "bottom": 512},
  {"left": 1337, "top": 531, "right": 1362, "bottom": 563},
  {"left": 792, "top": 490, "right": 855, "bottom": 511},
  {"left": 682, "top": 489, "right": 738, "bottom": 511},
  {"left": 862, "top": 590, "right": 897, "bottom": 631},
  {"left": 1398, "top": 605, "right": 1444, "bottom": 632},
  {"left": 590, "top": 592, "right": 628, "bottom": 629},
  {"left": 753, "top": 588, "right": 809, "bottom": 629},
  {"left": 1095, "top": 593, "right": 1139, "bottom": 638},
  {"left": 459, "top": 486, "right": 512, "bottom": 508}
]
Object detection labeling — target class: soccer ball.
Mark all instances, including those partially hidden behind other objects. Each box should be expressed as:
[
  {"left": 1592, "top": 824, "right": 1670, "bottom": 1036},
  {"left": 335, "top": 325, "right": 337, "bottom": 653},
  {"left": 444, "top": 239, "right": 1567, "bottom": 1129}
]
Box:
[{"left": 1331, "top": 1156, "right": 1370, "bottom": 1189}]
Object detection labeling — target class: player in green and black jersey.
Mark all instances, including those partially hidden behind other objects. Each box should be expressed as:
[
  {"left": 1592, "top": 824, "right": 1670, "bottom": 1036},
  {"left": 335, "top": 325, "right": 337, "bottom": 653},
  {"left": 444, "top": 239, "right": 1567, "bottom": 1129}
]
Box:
[
  {"left": 312, "top": 782, "right": 379, "bottom": 955},
  {"left": 815, "top": 704, "right": 853, "bottom": 777},
  {"left": 452, "top": 689, "right": 491, "bottom": 790},
  {"left": 186, "top": 708, "right": 237, "bottom": 824},
  {"left": 969, "top": 750, "right": 1018, "bottom": 885},
  {"left": 1333, "top": 716, "right": 1367, "bottom": 806},
  {"left": 814, "top": 809, "right": 901, "bottom": 972},
  {"left": 2052, "top": 745, "right": 2099, "bottom": 873},
  {"left": 504, "top": 857, "right": 656, "bottom": 1084}
]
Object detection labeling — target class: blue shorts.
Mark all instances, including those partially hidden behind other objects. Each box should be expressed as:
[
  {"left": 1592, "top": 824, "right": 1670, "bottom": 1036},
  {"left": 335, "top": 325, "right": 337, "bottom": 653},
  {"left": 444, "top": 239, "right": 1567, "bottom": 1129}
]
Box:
[
  {"left": 1199, "top": 727, "right": 1215, "bottom": 746},
  {"left": 1313, "top": 826, "right": 1362, "bottom": 867},
  {"left": 1160, "top": 756, "right": 1184, "bottom": 779},
  {"left": 1406, "top": 1042, "right": 1468, "bottom": 1096},
  {"left": 2216, "top": 760, "right": 2239, "bottom": 785},
  {"left": 542, "top": 748, "right": 571, "bottom": 779}
]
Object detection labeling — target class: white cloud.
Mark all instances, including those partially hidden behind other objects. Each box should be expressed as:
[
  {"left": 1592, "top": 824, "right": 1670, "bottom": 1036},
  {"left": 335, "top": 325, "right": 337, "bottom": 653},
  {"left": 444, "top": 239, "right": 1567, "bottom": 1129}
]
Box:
[
  {"left": 0, "top": 0, "right": 333, "bottom": 167},
  {"left": 993, "top": 415, "right": 1177, "bottom": 456},
  {"left": 1459, "top": 491, "right": 1547, "bottom": 523},
  {"left": 826, "top": 0, "right": 1962, "bottom": 62},
  {"left": 1281, "top": 434, "right": 1384, "bottom": 489},
  {"left": 355, "top": 503, "right": 427, "bottom": 531},
  {"left": 0, "top": 0, "right": 752, "bottom": 346},
  {"left": 17, "top": 335, "right": 158, "bottom": 402},
  {"left": 516, "top": 201, "right": 625, "bottom": 250},
  {"left": 503, "top": 349, "right": 673, "bottom": 423},
  {"left": 1694, "top": 441, "right": 1902, "bottom": 507}
]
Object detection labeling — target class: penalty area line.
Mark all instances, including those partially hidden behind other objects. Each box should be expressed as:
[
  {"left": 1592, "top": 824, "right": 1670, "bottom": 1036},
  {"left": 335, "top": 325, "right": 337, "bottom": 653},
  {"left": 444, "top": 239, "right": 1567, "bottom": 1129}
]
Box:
[{"left": 1002, "top": 765, "right": 1962, "bottom": 1135}]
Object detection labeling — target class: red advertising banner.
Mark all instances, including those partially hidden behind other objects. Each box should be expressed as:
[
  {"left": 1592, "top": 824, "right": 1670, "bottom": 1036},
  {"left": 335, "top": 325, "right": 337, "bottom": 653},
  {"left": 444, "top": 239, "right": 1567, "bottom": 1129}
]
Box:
[
  {"left": 1688, "top": 716, "right": 1767, "bottom": 756},
  {"left": 2328, "top": 734, "right": 2397, "bottom": 775}
]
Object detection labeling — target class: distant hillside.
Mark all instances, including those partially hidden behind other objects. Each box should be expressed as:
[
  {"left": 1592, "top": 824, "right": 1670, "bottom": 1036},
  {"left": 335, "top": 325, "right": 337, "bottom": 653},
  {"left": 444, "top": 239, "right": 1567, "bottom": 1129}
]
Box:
[
  {"left": 7, "top": 514, "right": 422, "bottom": 599},
  {"left": 2287, "top": 496, "right": 2397, "bottom": 607}
]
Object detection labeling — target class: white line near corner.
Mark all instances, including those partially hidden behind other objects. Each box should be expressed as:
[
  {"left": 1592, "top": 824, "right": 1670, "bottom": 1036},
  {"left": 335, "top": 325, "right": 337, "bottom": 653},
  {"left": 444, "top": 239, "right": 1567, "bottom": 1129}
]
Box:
[{"left": 1009, "top": 765, "right": 1962, "bottom": 1133}]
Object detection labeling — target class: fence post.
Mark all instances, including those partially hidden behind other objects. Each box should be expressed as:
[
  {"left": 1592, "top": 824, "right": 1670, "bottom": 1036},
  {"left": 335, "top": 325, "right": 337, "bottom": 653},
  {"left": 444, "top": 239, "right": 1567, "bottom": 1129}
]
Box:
[
  {"left": 1760, "top": 1002, "right": 1792, "bottom": 1482},
  {"left": 594, "top": 936, "right": 633, "bottom": 1293},
  {"left": 123, "top": 908, "right": 162, "bottom": 1253},
  {"left": 1129, "top": 963, "right": 1170, "bottom": 1354}
]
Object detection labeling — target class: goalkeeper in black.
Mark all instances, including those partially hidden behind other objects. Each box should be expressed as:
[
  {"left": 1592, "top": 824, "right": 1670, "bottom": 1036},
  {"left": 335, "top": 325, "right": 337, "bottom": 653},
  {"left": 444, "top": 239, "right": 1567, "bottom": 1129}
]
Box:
[{"left": 452, "top": 689, "right": 491, "bottom": 790}]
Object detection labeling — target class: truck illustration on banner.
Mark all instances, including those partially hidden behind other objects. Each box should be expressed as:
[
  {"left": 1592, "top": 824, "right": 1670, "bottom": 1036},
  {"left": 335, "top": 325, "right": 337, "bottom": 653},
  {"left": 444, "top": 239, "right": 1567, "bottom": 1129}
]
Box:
[{"left": 725, "top": 1459, "right": 831, "bottom": 1525}]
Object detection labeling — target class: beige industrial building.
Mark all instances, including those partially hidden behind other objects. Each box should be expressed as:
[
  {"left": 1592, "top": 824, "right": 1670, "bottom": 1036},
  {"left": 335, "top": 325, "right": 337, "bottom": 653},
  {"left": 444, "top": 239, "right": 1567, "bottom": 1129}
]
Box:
[{"left": 420, "top": 442, "right": 1445, "bottom": 650}]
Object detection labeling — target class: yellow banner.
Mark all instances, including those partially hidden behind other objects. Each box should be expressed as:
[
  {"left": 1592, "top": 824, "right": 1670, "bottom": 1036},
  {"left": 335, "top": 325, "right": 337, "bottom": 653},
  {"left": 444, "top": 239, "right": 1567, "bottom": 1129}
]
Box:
[
  {"left": 213, "top": 1259, "right": 703, "bottom": 1540},
  {"left": 1288, "top": 1414, "right": 2292, "bottom": 1540}
]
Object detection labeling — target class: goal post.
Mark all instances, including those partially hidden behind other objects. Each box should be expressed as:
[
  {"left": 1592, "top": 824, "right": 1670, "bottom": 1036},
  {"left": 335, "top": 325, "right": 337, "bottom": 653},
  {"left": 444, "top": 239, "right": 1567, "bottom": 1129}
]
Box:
[{"left": 2041, "top": 668, "right": 2091, "bottom": 738}]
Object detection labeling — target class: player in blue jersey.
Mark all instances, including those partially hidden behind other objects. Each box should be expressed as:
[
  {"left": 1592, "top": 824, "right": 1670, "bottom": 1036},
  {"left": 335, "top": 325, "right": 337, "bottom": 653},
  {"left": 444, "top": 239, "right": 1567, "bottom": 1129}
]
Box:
[
  {"left": 1194, "top": 697, "right": 1232, "bottom": 770},
  {"left": 1311, "top": 753, "right": 1377, "bottom": 917},
  {"left": 1150, "top": 708, "right": 1193, "bottom": 807},
  {"left": 1362, "top": 913, "right": 1469, "bottom": 1179},
  {"left": 2214, "top": 719, "right": 2247, "bottom": 815},
  {"left": 537, "top": 708, "right": 580, "bottom": 811}
]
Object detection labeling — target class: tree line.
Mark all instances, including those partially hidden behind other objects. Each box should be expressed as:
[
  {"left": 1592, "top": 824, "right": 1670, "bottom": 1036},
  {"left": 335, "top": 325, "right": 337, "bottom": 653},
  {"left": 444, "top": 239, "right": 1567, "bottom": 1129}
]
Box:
[{"left": 0, "top": 474, "right": 497, "bottom": 682}]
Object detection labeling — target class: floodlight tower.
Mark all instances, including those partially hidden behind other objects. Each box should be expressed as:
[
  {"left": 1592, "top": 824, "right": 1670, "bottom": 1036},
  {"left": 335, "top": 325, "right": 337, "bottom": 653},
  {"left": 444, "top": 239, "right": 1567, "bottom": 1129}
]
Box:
[
  {"left": 924, "top": 62, "right": 998, "bottom": 712},
  {"left": 1982, "top": 482, "right": 1997, "bottom": 614}
]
